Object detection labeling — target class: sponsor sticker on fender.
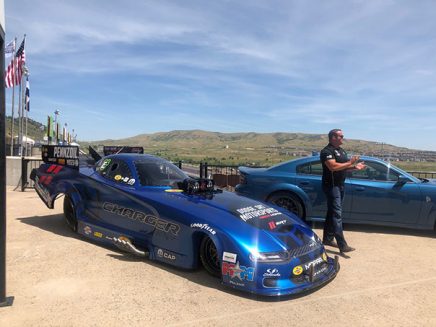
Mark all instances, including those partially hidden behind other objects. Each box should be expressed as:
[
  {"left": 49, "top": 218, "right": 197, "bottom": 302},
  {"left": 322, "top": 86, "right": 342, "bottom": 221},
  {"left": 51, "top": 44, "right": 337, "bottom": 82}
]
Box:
[
  {"left": 236, "top": 204, "right": 282, "bottom": 222},
  {"left": 293, "top": 265, "right": 303, "bottom": 276},
  {"left": 222, "top": 252, "right": 237, "bottom": 263}
]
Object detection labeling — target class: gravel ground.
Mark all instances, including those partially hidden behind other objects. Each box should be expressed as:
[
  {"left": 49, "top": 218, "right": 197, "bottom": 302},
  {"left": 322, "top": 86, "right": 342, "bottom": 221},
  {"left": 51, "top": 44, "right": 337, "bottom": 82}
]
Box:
[{"left": 1, "top": 187, "right": 435, "bottom": 327}]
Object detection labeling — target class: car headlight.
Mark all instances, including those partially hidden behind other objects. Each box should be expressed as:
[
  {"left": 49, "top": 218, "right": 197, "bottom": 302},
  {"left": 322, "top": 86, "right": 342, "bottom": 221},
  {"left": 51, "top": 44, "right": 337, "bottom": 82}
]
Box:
[{"left": 249, "top": 250, "right": 290, "bottom": 263}]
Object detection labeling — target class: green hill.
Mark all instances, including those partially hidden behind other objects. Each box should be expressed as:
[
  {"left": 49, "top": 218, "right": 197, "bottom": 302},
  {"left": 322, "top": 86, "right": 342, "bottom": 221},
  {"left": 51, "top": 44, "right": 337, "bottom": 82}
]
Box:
[
  {"left": 5, "top": 115, "right": 45, "bottom": 143},
  {"left": 85, "top": 130, "right": 436, "bottom": 168}
]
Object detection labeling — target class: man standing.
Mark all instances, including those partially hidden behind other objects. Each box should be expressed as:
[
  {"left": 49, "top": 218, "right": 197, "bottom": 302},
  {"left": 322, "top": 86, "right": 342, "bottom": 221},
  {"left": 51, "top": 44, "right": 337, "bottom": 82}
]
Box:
[{"left": 321, "top": 129, "right": 365, "bottom": 253}]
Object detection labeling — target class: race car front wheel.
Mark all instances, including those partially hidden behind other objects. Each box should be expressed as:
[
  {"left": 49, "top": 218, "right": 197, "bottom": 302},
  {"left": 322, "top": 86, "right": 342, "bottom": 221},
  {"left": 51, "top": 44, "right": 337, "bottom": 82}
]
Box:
[
  {"left": 200, "top": 236, "right": 221, "bottom": 277},
  {"left": 63, "top": 194, "right": 78, "bottom": 232}
]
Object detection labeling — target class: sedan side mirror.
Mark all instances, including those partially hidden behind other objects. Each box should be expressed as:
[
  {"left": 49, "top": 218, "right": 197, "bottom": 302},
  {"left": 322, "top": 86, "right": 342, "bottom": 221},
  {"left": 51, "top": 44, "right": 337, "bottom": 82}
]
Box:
[{"left": 396, "top": 175, "right": 409, "bottom": 186}]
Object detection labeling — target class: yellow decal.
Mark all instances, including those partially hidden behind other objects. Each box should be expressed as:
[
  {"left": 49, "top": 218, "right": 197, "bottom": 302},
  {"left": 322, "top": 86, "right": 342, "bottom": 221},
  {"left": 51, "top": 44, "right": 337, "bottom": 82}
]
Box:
[
  {"left": 93, "top": 232, "right": 103, "bottom": 238},
  {"left": 322, "top": 252, "right": 328, "bottom": 262},
  {"left": 165, "top": 189, "right": 184, "bottom": 193},
  {"left": 114, "top": 175, "right": 122, "bottom": 181},
  {"left": 293, "top": 265, "right": 303, "bottom": 275}
]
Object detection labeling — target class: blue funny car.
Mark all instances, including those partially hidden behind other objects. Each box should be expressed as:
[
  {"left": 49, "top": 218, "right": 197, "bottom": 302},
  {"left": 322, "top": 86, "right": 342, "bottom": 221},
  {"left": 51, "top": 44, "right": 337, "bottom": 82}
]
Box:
[{"left": 30, "top": 145, "right": 339, "bottom": 296}]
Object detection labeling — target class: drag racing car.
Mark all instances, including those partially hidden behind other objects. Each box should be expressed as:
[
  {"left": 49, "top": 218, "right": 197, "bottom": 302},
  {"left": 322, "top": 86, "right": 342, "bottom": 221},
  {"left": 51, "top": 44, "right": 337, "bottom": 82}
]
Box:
[{"left": 30, "top": 145, "right": 339, "bottom": 296}]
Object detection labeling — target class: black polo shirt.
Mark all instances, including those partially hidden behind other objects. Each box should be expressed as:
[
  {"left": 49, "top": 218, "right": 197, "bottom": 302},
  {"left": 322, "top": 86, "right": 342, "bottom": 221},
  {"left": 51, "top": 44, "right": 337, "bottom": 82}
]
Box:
[{"left": 320, "top": 144, "right": 349, "bottom": 187}]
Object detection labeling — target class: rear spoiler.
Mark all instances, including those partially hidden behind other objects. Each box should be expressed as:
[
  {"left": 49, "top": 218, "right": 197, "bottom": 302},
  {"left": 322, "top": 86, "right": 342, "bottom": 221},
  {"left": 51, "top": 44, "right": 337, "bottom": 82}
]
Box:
[{"left": 42, "top": 145, "right": 79, "bottom": 169}]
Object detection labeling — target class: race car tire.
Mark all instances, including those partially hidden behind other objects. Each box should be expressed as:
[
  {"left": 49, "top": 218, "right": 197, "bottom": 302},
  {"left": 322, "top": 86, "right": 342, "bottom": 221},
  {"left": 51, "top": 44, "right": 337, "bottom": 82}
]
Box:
[
  {"left": 63, "top": 194, "right": 78, "bottom": 232},
  {"left": 199, "top": 236, "right": 221, "bottom": 277},
  {"left": 267, "top": 191, "right": 305, "bottom": 219}
]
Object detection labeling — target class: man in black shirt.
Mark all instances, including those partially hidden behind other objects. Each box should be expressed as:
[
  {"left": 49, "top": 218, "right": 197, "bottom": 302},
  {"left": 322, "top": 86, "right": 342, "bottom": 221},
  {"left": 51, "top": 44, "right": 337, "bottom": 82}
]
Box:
[{"left": 320, "top": 129, "right": 365, "bottom": 253}]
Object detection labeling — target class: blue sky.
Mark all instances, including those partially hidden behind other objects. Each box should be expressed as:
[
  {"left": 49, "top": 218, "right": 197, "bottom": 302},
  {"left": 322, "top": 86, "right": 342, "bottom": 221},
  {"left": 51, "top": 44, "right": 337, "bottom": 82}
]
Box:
[{"left": 5, "top": 0, "right": 436, "bottom": 150}]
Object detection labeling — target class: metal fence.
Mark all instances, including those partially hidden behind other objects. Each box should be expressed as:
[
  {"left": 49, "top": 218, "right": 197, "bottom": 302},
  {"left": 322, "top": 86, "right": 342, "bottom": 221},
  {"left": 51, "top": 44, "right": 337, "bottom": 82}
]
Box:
[
  {"left": 21, "top": 158, "right": 44, "bottom": 191},
  {"left": 18, "top": 159, "right": 436, "bottom": 192},
  {"left": 408, "top": 171, "right": 436, "bottom": 179}
]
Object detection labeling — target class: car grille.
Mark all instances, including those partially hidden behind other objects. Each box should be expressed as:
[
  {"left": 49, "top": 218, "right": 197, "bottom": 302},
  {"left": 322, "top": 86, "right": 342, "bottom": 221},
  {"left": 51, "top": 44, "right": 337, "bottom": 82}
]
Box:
[{"left": 288, "top": 241, "right": 321, "bottom": 258}]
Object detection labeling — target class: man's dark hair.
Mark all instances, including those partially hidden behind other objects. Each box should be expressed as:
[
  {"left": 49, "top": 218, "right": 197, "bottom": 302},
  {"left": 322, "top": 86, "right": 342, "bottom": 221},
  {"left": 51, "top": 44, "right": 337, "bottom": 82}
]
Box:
[{"left": 328, "top": 129, "right": 342, "bottom": 140}]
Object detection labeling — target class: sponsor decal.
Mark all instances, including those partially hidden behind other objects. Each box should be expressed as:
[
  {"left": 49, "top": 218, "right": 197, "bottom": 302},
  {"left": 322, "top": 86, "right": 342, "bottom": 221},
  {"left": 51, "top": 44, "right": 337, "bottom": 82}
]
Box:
[
  {"left": 229, "top": 280, "right": 245, "bottom": 287},
  {"left": 102, "top": 202, "right": 180, "bottom": 235},
  {"left": 326, "top": 155, "right": 333, "bottom": 159},
  {"left": 165, "top": 189, "right": 184, "bottom": 193},
  {"left": 304, "top": 257, "right": 324, "bottom": 271},
  {"left": 222, "top": 261, "right": 255, "bottom": 281},
  {"left": 190, "top": 223, "right": 216, "bottom": 235},
  {"left": 99, "top": 159, "right": 112, "bottom": 171},
  {"left": 236, "top": 204, "right": 282, "bottom": 222},
  {"left": 157, "top": 248, "right": 176, "bottom": 261},
  {"left": 127, "top": 178, "right": 135, "bottom": 185},
  {"left": 276, "top": 220, "right": 287, "bottom": 226},
  {"left": 293, "top": 265, "right": 303, "bottom": 276},
  {"left": 263, "top": 268, "right": 281, "bottom": 277},
  {"left": 114, "top": 175, "right": 122, "bottom": 181},
  {"left": 268, "top": 221, "right": 276, "bottom": 230},
  {"left": 42, "top": 145, "right": 79, "bottom": 168},
  {"left": 53, "top": 146, "right": 79, "bottom": 159},
  {"left": 84, "top": 226, "right": 92, "bottom": 235},
  {"left": 314, "top": 265, "right": 328, "bottom": 276},
  {"left": 93, "top": 232, "right": 103, "bottom": 238},
  {"left": 222, "top": 252, "right": 237, "bottom": 263}
]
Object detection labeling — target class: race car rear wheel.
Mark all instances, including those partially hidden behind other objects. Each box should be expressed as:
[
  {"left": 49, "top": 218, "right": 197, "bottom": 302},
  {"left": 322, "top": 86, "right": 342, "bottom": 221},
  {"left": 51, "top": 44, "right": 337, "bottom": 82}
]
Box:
[
  {"left": 199, "top": 236, "right": 221, "bottom": 277},
  {"left": 63, "top": 194, "right": 78, "bottom": 232},
  {"left": 267, "top": 191, "right": 305, "bottom": 219}
]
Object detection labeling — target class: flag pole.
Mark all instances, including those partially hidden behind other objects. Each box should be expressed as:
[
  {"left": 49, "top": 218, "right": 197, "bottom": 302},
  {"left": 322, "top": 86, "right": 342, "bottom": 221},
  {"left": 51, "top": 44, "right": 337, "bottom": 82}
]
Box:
[
  {"left": 9, "top": 37, "right": 17, "bottom": 156},
  {"left": 24, "top": 76, "right": 29, "bottom": 156}
]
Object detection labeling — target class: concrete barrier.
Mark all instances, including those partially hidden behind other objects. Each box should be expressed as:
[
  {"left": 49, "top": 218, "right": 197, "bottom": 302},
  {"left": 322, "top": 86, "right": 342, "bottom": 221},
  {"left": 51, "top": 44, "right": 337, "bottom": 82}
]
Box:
[{"left": 6, "top": 157, "right": 21, "bottom": 187}]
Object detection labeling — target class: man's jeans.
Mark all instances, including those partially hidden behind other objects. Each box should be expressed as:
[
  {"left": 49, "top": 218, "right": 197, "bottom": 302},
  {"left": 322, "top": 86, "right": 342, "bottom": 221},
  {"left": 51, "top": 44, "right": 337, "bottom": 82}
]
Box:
[{"left": 323, "top": 185, "right": 347, "bottom": 249}]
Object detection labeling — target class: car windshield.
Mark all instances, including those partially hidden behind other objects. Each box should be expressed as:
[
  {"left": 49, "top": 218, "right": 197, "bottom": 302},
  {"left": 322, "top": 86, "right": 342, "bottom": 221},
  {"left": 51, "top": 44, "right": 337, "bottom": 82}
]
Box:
[{"left": 134, "top": 158, "right": 188, "bottom": 187}]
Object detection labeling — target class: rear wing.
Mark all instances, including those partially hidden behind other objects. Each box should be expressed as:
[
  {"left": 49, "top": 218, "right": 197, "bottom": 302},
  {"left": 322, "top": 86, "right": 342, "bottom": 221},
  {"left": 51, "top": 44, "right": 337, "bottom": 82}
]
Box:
[{"left": 42, "top": 145, "right": 80, "bottom": 169}]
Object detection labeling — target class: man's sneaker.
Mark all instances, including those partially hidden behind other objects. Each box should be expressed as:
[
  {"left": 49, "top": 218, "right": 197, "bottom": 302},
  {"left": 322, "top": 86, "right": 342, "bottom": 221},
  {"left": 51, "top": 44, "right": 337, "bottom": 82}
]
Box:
[
  {"left": 340, "top": 245, "right": 356, "bottom": 253},
  {"left": 323, "top": 240, "right": 338, "bottom": 248}
]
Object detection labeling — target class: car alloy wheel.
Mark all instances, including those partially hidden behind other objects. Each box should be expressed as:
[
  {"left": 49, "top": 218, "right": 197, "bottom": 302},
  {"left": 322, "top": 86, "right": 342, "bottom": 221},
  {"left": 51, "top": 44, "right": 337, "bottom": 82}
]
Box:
[{"left": 200, "top": 236, "right": 221, "bottom": 277}]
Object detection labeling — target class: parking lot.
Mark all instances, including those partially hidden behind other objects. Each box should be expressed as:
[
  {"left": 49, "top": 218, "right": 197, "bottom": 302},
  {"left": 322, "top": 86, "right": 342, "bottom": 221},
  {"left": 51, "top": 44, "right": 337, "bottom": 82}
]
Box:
[{"left": 1, "top": 187, "right": 435, "bottom": 326}]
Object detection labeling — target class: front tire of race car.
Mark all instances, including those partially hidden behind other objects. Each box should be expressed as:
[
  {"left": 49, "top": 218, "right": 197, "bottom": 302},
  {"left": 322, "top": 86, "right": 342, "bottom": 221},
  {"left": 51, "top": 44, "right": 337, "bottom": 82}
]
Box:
[
  {"left": 199, "top": 236, "right": 221, "bottom": 277},
  {"left": 63, "top": 194, "right": 78, "bottom": 232}
]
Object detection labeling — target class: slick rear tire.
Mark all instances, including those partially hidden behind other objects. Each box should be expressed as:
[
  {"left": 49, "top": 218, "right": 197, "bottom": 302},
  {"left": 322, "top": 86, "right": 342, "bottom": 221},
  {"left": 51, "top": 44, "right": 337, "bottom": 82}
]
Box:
[
  {"left": 63, "top": 194, "right": 78, "bottom": 232},
  {"left": 199, "top": 236, "right": 221, "bottom": 277},
  {"left": 267, "top": 191, "right": 305, "bottom": 219}
]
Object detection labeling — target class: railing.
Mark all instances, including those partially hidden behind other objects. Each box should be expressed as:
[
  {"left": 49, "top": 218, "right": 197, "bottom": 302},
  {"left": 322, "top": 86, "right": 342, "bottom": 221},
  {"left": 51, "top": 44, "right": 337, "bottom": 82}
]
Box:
[
  {"left": 18, "top": 158, "right": 436, "bottom": 192},
  {"left": 408, "top": 171, "right": 436, "bottom": 179},
  {"left": 21, "top": 157, "right": 44, "bottom": 191}
]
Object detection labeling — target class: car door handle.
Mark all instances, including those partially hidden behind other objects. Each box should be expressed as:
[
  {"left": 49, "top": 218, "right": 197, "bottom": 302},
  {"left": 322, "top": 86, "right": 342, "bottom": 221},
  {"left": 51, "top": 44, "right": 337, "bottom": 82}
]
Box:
[{"left": 354, "top": 187, "right": 366, "bottom": 191}]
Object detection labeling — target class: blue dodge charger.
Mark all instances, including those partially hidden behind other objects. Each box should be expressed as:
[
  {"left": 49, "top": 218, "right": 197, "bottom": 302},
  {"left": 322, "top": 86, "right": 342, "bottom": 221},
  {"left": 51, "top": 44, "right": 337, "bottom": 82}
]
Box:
[
  {"left": 30, "top": 145, "right": 339, "bottom": 297},
  {"left": 236, "top": 155, "right": 436, "bottom": 230}
]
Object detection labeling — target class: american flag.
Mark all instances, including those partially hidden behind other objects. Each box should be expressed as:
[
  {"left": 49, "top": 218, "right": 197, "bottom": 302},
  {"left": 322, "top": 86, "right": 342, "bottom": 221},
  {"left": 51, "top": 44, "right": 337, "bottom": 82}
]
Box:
[{"left": 4, "top": 38, "right": 26, "bottom": 88}]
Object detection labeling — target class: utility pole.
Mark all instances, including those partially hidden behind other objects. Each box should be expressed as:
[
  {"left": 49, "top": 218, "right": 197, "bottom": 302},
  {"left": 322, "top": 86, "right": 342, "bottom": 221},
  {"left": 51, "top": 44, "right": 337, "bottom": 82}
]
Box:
[{"left": 1, "top": 3, "right": 15, "bottom": 306}]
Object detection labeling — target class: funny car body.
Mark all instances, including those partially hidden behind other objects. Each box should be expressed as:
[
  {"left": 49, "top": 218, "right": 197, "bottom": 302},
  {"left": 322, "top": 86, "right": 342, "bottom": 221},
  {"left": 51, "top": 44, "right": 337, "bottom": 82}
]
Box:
[{"left": 30, "top": 145, "right": 339, "bottom": 297}]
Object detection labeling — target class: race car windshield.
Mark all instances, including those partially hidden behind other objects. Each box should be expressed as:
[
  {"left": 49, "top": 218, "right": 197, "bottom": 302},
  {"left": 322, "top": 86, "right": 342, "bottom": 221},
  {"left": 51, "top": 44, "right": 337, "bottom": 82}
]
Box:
[{"left": 134, "top": 159, "right": 188, "bottom": 187}]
